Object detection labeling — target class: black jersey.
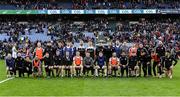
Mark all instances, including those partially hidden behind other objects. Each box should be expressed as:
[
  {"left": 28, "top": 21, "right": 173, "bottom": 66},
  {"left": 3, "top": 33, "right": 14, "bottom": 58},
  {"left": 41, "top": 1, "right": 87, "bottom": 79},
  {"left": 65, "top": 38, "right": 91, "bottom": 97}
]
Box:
[
  {"left": 96, "top": 46, "right": 104, "bottom": 56},
  {"left": 137, "top": 47, "right": 149, "bottom": 61},
  {"left": 44, "top": 46, "right": 55, "bottom": 59},
  {"left": 129, "top": 56, "right": 138, "bottom": 66},
  {"left": 86, "top": 47, "right": 95, "bottom": 59},
  {"left": 156, "top": 46, "right": 165, "bottom": 57},
  {"left": 164, "top": 56, "right": 177, "bottom": 68},
  {"left": 63, "top": 56, "right": 73, "bottom": 66},
  {"left": 120, "top": 56, "right": 128, "bottom": 65},
  {"left": 77, "top": 46, "right": 86, "bottom": 58},
  {"left": 43, "top": 57, "right": 53, "bottom": 66},
  {"left": 24, "top": 60, "right": 32, "bottom": 70},
  {"left": 15, "top": 57, "right": 24, "bottom": 68},
  {"left": 54, "top": 55, "right": 62, "bottom": 65},
  {"left": 104, "top": 46, "right": 114, "bottom": 62},
  {"left": 140, "top": 48, "right": 149, "bottom": 62},
  {"left": 137, "top": 48, "right": 143, "bottom": 60}
]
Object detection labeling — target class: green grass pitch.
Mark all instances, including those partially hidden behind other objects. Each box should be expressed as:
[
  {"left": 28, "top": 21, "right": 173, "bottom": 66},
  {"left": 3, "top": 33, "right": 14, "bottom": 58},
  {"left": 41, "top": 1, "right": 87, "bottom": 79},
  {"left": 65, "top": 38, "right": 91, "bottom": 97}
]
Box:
[{"left": 0, "top": 60, "right": 180, "bottom": 96}]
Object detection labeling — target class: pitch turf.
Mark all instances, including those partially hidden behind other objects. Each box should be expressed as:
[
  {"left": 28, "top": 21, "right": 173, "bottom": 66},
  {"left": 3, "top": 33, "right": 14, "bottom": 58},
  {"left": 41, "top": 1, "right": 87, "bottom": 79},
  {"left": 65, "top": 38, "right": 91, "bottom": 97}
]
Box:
[{"left": 0, "top": 60, "right": 180, "bottom": 96}]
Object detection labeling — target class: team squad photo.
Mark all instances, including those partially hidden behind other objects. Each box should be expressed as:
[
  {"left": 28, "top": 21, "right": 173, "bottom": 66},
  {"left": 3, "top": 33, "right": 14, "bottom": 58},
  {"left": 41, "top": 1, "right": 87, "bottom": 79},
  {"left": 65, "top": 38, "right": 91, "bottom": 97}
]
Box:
[
  {"left": 0, "top": 0, "right": 180, "bottom": 96},
  {"left": 5, "top": 40, "right": 178, "bottom": 79}
]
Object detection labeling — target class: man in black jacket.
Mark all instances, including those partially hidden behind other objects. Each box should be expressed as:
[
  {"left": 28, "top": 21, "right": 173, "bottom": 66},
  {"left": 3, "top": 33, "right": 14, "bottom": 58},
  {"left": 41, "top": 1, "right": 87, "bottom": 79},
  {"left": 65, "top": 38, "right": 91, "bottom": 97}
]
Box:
[
  {"left": 24, "top": 56, "right": 32, "bottom": 77},
  {"left": 140, "top": 49, "right": 149, "bottom": 77},
  {"left": 164, "top": 51, "right": 177, "bottom": 79},
  {"left": 44, "top": 52, "right": 54, "bottom": 78},
  {"left": 15, "top": 53, "right": 25, "bottom": 77}
]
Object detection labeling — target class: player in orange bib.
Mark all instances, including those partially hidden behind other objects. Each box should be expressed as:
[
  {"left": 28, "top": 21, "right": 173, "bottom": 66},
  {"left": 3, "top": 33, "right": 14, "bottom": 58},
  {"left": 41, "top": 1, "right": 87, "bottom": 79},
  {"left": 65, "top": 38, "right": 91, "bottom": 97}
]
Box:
[
  {"left": 129, "top": 44, "right": 137, "bottom": 57},
  {"left": 33, "top": 42, "right": 44, "bottom": 76},
  {"left": 108, "top": 52, "right": 120, "bottom": 77},
  {"left": 32, "top": 56, "right": 41, "bottom": 78},
  {"left": 34, "top": 42, "right": 44, "bottom": 60},
  {"left": 73, "top": 51, "right": 83, "bottom": 77}
]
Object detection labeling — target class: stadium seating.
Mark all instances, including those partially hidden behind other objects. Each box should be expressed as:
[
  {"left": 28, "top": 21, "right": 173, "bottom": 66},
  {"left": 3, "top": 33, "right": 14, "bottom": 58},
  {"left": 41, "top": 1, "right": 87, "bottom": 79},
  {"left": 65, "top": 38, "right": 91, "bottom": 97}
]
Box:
[{"left": 0, "top": 0, "right": 180, "bottom": 9}]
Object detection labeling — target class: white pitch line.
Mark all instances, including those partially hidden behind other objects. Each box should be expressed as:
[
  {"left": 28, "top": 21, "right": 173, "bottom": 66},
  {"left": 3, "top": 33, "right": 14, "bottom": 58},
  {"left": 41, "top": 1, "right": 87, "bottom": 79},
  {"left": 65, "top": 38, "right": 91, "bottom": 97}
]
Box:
[{"left": 0, "top": 77, "right": 14, "bottom": 84}]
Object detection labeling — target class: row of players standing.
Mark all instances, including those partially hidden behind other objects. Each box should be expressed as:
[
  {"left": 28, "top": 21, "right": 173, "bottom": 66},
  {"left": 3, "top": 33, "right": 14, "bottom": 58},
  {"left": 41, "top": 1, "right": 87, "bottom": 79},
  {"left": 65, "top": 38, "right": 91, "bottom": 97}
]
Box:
[{"left": 6, "top": 40, "right": 177, "bottom": 78}]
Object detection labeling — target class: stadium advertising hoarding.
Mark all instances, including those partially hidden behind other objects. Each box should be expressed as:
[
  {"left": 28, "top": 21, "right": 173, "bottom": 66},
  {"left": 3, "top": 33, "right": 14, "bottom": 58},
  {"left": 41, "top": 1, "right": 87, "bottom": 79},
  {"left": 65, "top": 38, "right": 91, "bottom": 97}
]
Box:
[
  {"left": 0, "top": 9, "right": 180, "bottom": 14},
  {"left": 0, "top": 10, "right": 38, "bottom": 14}
]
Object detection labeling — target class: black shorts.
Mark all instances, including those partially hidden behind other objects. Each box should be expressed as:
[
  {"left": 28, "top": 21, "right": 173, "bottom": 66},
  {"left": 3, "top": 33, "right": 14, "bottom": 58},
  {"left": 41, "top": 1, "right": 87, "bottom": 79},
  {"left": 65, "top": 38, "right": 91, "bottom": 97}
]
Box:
[
  {"left": 165, "top": 65, "right": 172, "bottom": 70},
  {"left": 129, "top": 64, "right": 135, "bottom": 70},
  {"left": 33, "top": 67, "right": 38, "bottom": 73}
]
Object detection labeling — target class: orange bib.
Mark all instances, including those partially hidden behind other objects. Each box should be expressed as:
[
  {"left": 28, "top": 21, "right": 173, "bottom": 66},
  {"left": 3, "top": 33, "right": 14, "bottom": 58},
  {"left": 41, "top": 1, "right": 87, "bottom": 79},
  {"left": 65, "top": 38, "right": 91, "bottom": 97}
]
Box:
[
  {"left": 111, "top": 58, "right": 118, "bottom": 65},
  {"left": 74, "top": 56, "right": 82, "bottom": 66},
  {"left": 35, "top": 48, "right": 43, "bottom": 60},
  {"left": 33, "top": 60, "right": 40, "bottom": 67}
]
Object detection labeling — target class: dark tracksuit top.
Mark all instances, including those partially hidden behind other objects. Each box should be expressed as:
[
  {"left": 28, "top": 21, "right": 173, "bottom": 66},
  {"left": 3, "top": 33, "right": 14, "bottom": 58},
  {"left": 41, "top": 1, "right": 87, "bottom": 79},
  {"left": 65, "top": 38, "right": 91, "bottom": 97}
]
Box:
[
  {"left": 77, "top": 47, "right": 86, "bottom": 58},
  {"left": 96, "top": 56, "right": 106, "bottom": 67},
  {"left": 120, "top": 56, "right": 128, "bottom": 65},
  {"left": 63, "top": 56, "right": 73, "bottom": 66},
  {"left": 96, "top": 46, "right": 104, "bottom": 56},
  {"left": 54, "top": 55, "right": 62, "bottom": 66},
  {"left": 6, "top": 58, "right": 15, "bottom": 69},
  {"left": 15, "top": 57, "right": 24, "bottom": 69},
  {"left": 164, "top": 56, "right": 177, "bottom": 70},
  {"left": 24, "top": 60, "right": 32, "bottom": 74},
  {"left": 43, "top": 57, "right": 53, "bottom": 67},
  {"left": 104, "top": 46, "right": 114, "bottom": 63},
  {"left": 44, "top": 46, "right": 55, "bottom": 60},
  {"left": 156, "top": 46, "right": 166, "bottom": 57}
]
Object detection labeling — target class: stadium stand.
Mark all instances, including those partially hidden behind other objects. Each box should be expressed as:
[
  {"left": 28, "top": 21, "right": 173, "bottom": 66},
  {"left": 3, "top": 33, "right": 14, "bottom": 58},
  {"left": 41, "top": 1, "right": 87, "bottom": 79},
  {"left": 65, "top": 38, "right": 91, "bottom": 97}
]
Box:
[{"left": 0, "top": 0, "right": 180, "bottom": 9}]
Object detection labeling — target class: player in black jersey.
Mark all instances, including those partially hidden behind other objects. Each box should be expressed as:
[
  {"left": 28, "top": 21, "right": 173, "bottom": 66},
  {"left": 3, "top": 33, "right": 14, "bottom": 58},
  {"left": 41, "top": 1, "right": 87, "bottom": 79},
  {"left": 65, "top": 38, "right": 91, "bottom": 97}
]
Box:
[
  {"left": 24, "top": 56, "right": 32, "bottom": 77},
  {"left": 140, "top": 49, "right": 149, "bottom": 77},
  {"left": 128, "top": 55, "right": 139, "bottom": 77},
  {"left": 104, "top": 42, "right": 114, "bottom": 76},
  {"left": 43, "top": 52, "right": 54, "bottom": 78},
  {"left": 77, "top": 40, "right": 86, "bottom": 58},
  {"left": 96, "top": 42, "right": 104, "bottom": 56},
  {"left": 86, "top": 41, "right": 96, "bottom": 60},
  {"left": 54, "top": 50, "right": 63, "bottom": 77},
  {"left": 137, "top": 43, "right": 144, "bottom": 77},
  {"left": 63, "top": 51, "right": 73, "bottom": 77},
  {"left": 15, "top": 53, "right": 25, "bottom": 77},
  {"left": 119, "top": 51, "right": 128, "bottom": 77},
  {"left": 145, "top": 44, "right": 152, "bottom": 76},
  {"left": 164, "top": 51, "right": 177, "bottom": 79}
]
